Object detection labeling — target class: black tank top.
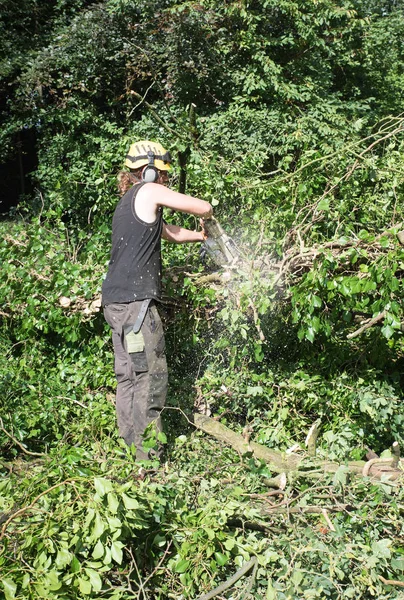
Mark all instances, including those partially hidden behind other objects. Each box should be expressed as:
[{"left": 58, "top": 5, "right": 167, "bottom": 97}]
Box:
[{"left": 102, "top": 183, "right": 163, "bottom": 304}]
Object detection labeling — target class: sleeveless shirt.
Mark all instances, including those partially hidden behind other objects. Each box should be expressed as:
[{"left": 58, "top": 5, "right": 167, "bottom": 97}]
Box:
[{"left": 101, "top": 183, "right": 163, "bottom": 305}]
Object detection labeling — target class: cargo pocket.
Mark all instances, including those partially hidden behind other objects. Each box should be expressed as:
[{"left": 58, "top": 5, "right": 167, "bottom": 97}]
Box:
[
  {"left": 155, "top": 331, "right": 166, "bottom": 358},
  {"left": 124, "top": 326, "right": 148, "bottom": 372}
]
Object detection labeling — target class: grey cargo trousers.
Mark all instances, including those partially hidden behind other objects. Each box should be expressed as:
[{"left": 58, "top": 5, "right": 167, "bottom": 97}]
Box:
[{"left": 104, "top": 301, "right": 168, "bottom": 460}]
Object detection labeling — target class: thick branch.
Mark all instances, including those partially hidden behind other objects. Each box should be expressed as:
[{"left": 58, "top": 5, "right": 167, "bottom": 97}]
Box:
[{"left": 193, "top": 414, "right": 404, "bottom": 482}]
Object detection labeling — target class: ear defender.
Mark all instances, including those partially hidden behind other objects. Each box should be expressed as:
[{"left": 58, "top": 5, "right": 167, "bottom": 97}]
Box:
[{"left": 141, "top": 151, "right": 159, "bottom": 183}]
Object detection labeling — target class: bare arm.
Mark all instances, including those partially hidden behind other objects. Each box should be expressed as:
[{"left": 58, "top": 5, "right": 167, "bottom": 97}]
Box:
[
  {"left": 136, "top": 183, "right": 212, "bottom": 223},
  {"left": 162, "top": 222, "right": 205, "bottom": 244}
]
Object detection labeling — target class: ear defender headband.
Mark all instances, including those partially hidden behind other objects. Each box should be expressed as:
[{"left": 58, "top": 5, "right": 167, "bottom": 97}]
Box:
[{"left": 141, "top": 151, "right": 159, "bottom": 183}]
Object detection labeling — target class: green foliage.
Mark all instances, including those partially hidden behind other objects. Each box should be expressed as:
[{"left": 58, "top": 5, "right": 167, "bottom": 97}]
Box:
[
  {"left": 1, "top": 432, "right": 404, "bottom": 599},
  {"left": 1, "top": 0, "right": 404, "bottom": 597}
]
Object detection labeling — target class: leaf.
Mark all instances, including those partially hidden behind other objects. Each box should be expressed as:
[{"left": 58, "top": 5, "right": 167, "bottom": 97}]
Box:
[
  {"left": 174, "top": 559, "right": 190, "bottom": 573},
  {"left": 2, "top": 579, "right": 17, "bottom": 600},
  {"left": 317, "top": 198, "right": 330, "bottom": 211},
  {"left": 305, "top": 327, "right": 315, "bottom": 343},
  {"left": 311, "top": 295, "right": 322, "bottom": 308},
  {"left": 333, "top": 465, "right": 349, "bottom": 485},
  {"left": 107, "top": 492, "right": 119, "bottom": 514},
  {"left": 94, "top": 477, "right": 113, "bottom": 497},
  {"left": 391, "top": 558, "right": 404, "bottom": 572},
  {"left": 157, "top": 431, "right": 167, "bottom": 444},
  {"left": 55, "top": 547, "right": 71, "bottom": 569},
  {"left": 85, "top": 568, "right": 102, "bottom": 592},
  {"left": 371, "top": 539, "right": 391, "bottom": 559},
  {"left": 46, "top": 570, "right": 62, "bottom": 591},
  {"left": 247, "top": 385, "right": 263, "bottom": 396},
  {"left": 92, "top": 513, "right": 105, "bottom": 539},
  {"left": 92, "top": 540, "right": 104, "bottom": 560},
  {"left": 266, "top": 578, "right": 276, "bottom": 600},
  {"left": 381, "top": 324, "right": 395, "bottom": 339},
  {"left": 78, "top": 577, "right": 92, "bottom": 595},
  {"left": 224, "top": 538, "right": 236, "bottom": 551},
  {"left": 111, "top": 541, "right": 124, "bottom": 564},
  {"left": 291, "top": 569, "right": 304, "bottom": 586},
  {"left": 70, "top": 556, "right": 81, "bottom": 573},
  {"left": 122, "top": 493, "right": 140, "bottom": 510},
  {"left": 214, "top": 552, "right": 229, "bottom": 566}
]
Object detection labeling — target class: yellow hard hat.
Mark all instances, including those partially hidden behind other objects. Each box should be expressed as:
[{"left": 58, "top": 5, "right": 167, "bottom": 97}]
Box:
[{"left": 125, "top": 140, "right": 171, "bottom": 171}]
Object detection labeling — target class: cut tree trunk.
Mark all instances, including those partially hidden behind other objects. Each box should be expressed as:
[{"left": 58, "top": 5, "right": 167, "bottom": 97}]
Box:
[{"left": 193, "top": 414, "right": 403, "bottom": 482}]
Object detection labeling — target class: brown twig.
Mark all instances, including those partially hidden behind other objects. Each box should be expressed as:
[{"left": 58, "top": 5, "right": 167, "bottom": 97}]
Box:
[
  {"left": 0, "top": 479, "right": 80, "bottom": 542},
  {"left": 347, "top": 311, "right": 386, "bottom": 340},
  {"left": 0, "top": 417, "right": 46, "bottom": 458},
  {"left": 195, "top": 557, "right": 258, "bottom": 600},
  {"left": 248, "top": 298, "right": 266, "bottom": 341},
  {"left": 379, "top": 575, "right": 404, "bottom": 588}
]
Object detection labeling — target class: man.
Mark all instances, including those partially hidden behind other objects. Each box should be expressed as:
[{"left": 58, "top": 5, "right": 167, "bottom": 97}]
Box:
[{"left": 102, "top": 140, "right": 212, "bottom": 460}]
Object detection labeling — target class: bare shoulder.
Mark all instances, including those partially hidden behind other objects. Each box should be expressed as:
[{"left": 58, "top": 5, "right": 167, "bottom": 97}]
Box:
[{"left": 138, "top": 183, "right": 212, "bottom": 217}]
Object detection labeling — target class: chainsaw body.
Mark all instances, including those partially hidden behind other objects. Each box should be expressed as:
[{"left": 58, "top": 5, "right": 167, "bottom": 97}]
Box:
[{"left": 202, "top": 218, "right": 240, "bottom": 267}]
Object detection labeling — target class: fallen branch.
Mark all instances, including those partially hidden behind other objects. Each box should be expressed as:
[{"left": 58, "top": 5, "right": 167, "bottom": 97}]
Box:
[
  {"left": 322, "top": 509, "right": 336, "bottom": 532},
  {"left": 193, "top": 414, "right": 404, "bottom": 482},
  {"left": 0, "top": 479, "right": 80, "bottom": 542},
  {"left": 0, "top": 418, "right": 46, "bottom": 458},
  {"left": 195, "top": 557, "right": 257, "bottom": 600},
  {"left": 362, "top": 456, "right": 396, "bottom": 477},
  {"left": 347, "top": 311, "right": 386, "bottom": 340},
  {"left": 263, "top": 504, "right": 352, "bottom": 515},
  {"left": 305, "top": 419, "right": 321, "bottom": 457},
  {"left": 184, "top": 272, "right": 225, "bottom": 286},
  {"left": 379, "top": 575, "right": 404, "bottom": 588}
]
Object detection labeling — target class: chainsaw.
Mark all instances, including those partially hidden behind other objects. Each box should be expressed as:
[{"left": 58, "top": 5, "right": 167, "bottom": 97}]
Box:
[{"left": 202, "top": 217, "right": 240, "bottom": 267}]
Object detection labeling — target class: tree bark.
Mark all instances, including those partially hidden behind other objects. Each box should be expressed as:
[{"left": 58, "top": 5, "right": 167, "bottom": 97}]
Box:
[{"left": 193, "top": 414, "right": 403, "bottom": 482}]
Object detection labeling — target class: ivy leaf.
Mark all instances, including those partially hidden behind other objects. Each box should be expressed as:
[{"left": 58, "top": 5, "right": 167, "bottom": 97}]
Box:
[
  {"left": 214, "top": 552, "right": 229, "bottom": 566},
  {"left": 158, "top": 431, "right": 167, "bottom": 444},
  {"left": 94, "top": 477, "right": 113, "bottom": 497},
  {"left": 371, "top": 539, "right": 391, "bottom": 559},
  {"left": 317, "top": 198, "right": 330, "bottom": 211}
]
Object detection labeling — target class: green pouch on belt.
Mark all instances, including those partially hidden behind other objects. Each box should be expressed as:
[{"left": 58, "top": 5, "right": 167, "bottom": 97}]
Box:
[
  {"left": 124, "top": 327, "right": 145, "bottom": 353},
  {"left": 124, "top": 323, "right": 148, "bottom": 372}
]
